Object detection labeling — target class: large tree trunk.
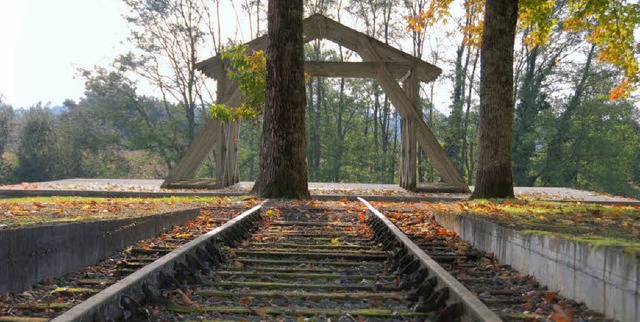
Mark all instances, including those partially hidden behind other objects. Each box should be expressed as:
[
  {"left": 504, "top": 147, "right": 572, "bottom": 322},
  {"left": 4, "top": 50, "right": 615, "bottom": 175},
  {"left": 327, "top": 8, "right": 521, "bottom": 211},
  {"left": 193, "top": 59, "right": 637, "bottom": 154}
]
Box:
[
  {"left": 251, "top": 0, "right": 309, "bottom": 198},
  {"left": 471, "top": 0, "right": 518, "bottom": 199}
]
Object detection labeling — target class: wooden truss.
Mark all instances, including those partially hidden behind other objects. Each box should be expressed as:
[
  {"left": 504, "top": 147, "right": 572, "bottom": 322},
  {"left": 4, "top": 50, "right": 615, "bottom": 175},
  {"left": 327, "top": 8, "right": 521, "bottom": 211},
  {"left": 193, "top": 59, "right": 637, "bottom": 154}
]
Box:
[{"left": 161, "top": 14, "right": 469, "bottom": 193}]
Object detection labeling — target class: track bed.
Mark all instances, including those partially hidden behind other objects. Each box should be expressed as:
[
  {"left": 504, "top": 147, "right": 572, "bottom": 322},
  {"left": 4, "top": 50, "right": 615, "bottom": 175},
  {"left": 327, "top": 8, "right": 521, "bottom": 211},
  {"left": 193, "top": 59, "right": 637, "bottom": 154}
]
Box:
[{"left": 0, "top": 200, "right": 613, "bottom": 321}]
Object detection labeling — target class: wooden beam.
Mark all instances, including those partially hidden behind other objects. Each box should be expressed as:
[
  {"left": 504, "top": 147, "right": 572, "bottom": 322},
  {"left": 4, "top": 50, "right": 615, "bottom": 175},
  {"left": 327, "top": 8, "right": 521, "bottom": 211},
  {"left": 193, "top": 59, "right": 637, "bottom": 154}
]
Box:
[
  {"left": 222, "top": 121, "right": 240, "bottom": 187},
  {"left": 352, "top": 36, "right": 466, "bottom": 191},
  {"left": 303, "top": 14, "right": 441, "bottom": 82},
  {"left": 305, "top": 61, "right": 413, "bottom": 79},
  {"left": 214, "top": 121, "right": 226, "bottom": 184},
  {"left": 196, "top": 14, "right": 441, "bottom": 83},
  {"left": 161, "top": 119, "right": 222, "bottom": 187}
]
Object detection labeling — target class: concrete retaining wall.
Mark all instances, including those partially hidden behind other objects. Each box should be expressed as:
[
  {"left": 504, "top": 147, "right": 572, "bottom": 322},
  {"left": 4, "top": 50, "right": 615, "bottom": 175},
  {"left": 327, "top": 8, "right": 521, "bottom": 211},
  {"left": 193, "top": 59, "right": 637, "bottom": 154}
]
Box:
[
  {"left": 434, "top": 213, "right": 639, "bottom": 322},
  {"left": 0, "top": 208, "right": 200, "bottom": 294}
]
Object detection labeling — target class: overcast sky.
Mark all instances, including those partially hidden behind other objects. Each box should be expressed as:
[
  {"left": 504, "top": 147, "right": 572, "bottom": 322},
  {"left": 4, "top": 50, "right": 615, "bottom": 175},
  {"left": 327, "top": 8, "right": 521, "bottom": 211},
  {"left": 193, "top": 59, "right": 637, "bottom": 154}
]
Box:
[{"left": 0, "top": 0, "right": 129, "bottom": 108}]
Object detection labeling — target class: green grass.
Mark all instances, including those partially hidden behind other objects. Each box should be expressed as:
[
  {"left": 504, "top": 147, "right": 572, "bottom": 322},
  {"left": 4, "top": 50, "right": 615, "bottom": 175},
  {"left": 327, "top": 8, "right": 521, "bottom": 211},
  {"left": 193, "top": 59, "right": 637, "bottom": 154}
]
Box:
[
  {"left": 522, "top": 230, "right": 640, "bottom": 253},
  {"left": 439, "top": 199, "right": 640, "bottom": 251},
  {"left": 0, "top": 195, "right": 241, "bottom": 204}
]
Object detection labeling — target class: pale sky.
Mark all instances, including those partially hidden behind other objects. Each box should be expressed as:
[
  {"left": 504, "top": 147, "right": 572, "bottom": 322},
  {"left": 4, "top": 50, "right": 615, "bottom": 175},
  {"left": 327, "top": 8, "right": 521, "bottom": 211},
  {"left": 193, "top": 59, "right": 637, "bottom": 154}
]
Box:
[
  {"left": 0, "top": 0, "right": 129, "bottom": 108},
  {"left": 0, "top": 0, "right": 263, "bottom": 108},
  {"left": 0, "top": 0, "right": 453, "bottom": 111}
]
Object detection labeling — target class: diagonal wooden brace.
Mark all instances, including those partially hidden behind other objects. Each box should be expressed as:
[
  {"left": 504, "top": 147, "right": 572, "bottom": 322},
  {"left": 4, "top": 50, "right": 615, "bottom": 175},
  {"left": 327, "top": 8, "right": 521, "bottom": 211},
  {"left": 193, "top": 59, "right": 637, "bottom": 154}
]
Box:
[
  {"left": 161, "top": 88, "right": 242, "bottom": 188},
  {"left": 375, "top": 63, "right": 469, "bottom": 191}
]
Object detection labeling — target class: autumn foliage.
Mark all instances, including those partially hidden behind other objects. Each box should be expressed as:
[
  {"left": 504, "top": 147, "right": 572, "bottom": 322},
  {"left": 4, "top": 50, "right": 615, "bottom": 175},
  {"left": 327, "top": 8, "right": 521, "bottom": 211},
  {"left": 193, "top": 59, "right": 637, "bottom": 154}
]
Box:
[{"left": 407, "top": 0, "right": 639, "bottom": 99}]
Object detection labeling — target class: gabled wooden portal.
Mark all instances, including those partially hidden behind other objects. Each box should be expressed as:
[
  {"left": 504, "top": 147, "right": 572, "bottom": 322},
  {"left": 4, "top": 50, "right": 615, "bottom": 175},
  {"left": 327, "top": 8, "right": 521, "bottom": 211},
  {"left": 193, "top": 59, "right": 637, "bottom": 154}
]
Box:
[{"left": 162, "top": 14, "right": 469, "bottom": 193}]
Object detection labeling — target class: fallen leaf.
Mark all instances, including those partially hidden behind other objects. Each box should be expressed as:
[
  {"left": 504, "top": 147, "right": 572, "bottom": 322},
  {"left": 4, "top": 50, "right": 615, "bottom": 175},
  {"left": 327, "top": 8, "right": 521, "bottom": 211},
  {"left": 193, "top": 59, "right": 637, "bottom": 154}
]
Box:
[
  {"left": 550, "top": 304, "right": 574, "bottom": 322},
  {"left": 256, "top": 309, "right": 267, "bottom": 317},
  {"left": 176, "top": 289, "right": 199, "bottom": 308},
  {"left": 544, "top": 292, "right": 559, "bottom": 302},
  {"left": 240, "top": 296, "right": 253, "bottom": 306}
]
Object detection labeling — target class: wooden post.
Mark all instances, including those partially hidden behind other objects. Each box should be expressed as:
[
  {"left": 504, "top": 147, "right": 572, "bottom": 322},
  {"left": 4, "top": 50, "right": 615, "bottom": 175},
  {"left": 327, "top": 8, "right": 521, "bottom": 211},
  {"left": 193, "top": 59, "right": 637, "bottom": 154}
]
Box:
[
  {"left": 222, "top": 121, "right": 239, "bottom": 187},
  {"left": 214, "top": 122, "right": 226, "bottom": 185},
  {"left": 400, "top": 68, "right": 418, "bottom": 190},
  {"left": 161, "top": 77, "right": 241, "bottom": 188}
]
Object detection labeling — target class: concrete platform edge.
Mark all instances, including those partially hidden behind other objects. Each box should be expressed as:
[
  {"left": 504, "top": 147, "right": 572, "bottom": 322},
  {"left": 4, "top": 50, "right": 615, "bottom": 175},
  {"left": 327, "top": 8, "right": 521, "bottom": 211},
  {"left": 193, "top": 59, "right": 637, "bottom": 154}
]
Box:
[
  {"left": 0, "top": 208, "right": 200, "bottom": 294},
  {"left": 52, "top": 202, "right": 265, "bottom": 322},
  {"left": 434, "top": 212, "right": 639, "bottom": 322}
]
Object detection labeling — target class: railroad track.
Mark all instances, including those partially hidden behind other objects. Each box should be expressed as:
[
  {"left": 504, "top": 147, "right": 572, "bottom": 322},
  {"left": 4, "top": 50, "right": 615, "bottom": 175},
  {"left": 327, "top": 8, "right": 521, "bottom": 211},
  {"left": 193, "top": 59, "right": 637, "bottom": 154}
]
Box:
[
  {"left": 1, "top": 199, "right": 611, "bottom": 321},
  {"left": 4, "top": 199, "right": 496, "bottom": 321},
  {"left": 369, "top": 201, "right": 613, "bottom": 321}
]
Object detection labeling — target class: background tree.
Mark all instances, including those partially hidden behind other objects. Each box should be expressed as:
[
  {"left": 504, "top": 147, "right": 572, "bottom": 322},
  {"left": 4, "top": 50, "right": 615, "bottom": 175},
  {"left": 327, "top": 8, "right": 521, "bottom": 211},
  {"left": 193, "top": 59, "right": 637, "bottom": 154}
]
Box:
[
  {"left": 79, "top": 66, "right": 188, "bottom": 172},
  {"left": 251, "top": 0, "right": 309, "bottom": 198},
  {"left": 474, "top": 0, "right": 638, "bottom": 198},
  {"left": 15, "top": 106, "right": 60, "bottom": 182},
  {"left": 56, "top": 100, "right": 132, "bottom": 178},
  {"left": 511, "top": 14, "right": 578, "bottom": 186},
  {"left": 119, "top": 0, "right": 219, "bottom": 142},
  {"left": 0, "top": 96, "right": 15, "bottom": 184}
]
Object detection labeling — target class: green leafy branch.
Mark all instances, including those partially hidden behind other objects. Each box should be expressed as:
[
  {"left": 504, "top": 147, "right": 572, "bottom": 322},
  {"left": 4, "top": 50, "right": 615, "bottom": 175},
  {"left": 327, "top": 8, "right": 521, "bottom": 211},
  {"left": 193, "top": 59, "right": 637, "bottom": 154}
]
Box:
[{"left": 210, "top": 44, "right": 266, "bottom": 122}]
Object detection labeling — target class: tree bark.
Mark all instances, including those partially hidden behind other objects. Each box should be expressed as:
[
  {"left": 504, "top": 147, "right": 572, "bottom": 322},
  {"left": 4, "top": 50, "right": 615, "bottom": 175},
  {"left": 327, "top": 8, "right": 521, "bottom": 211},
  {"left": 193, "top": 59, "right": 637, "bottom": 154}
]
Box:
[
  {"left": 251, "top": 0, "right": 309, "bottom": 198},
  {"left": 471, "top": 0, "right": 518, "bottom": 199}
]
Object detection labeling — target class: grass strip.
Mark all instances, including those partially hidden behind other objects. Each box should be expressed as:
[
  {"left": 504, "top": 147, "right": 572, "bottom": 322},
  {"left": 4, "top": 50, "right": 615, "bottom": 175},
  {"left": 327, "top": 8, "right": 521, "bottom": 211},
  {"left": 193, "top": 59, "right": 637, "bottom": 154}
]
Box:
[
  {"left": 165, "top": 305, "right": 427, "bottom": 317},
  {"left": 209, "top": 281, "right": 396, "bottom": 291},
  {"left": 196, "top": 289, "right": 403, "bottom": 300}
]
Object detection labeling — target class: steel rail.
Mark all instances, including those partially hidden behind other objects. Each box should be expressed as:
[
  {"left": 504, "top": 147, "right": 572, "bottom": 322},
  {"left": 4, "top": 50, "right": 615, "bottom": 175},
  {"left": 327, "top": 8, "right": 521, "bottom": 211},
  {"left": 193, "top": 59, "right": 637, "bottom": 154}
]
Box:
[
  {"left": 358, "top": 197, "right": 502, "bottom": 322},
  {"left": 52, "top": 202, "right": 265, "bottom": 322}
]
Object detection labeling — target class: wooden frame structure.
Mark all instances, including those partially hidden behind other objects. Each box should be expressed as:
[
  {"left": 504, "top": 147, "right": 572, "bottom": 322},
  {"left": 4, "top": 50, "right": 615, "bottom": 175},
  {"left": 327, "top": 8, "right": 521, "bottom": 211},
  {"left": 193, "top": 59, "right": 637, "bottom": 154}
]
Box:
[{"left": 161, "top": 14, "right": 469, "bottom": 193}]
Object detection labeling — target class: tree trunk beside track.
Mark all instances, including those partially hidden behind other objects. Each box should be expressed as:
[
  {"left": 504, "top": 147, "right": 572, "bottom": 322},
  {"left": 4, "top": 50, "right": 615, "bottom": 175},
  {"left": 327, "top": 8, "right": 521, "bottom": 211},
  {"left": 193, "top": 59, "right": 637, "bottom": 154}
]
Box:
[{"left": 252, "top": 0, "right": 310, "bottom": 199}]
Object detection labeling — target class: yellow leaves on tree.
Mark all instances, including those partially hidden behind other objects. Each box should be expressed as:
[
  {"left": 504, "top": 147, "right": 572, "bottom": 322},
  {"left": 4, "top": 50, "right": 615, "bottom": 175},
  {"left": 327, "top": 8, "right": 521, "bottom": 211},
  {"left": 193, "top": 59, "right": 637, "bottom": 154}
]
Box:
[
  {"left": 406, "top": 0, "right": 454, "bottom": 33},
  {"left": 407, "top": 0, "right": 482, "bottom": 48},
  {"left": 461, "top": 0, "right": 485, "bottom": 48},
  {"left": 563, "top": 0, "right": 639, "bottom": 100},
  {"left": 518, "top": 0, "right": 556, "bottom": 47},
  {"left": 518, "top": 0, "right": 640, "bottom": 100},
  {"left": 210, "top": 44, "right": 267, "bottom": 122},
  {"left": 210, "top": 44, "right": 313, "bottom": 123},
  {"left": 408, "top": 0, "right": 639, "bottom": 100}
]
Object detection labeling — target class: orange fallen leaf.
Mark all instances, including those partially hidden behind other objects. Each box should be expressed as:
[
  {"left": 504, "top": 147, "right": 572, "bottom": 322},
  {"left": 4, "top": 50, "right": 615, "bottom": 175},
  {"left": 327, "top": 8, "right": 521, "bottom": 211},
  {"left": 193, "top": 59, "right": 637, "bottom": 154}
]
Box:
[
  {"left": 256, "top": 309, "right": 268, "bottom": 317},
  {"left": 544, "top": 292, "right": 559, "bottom": 302},
  {"left": 240, "top": 296, "right": 254, "bottom": 306},
  {"left": 176, "top": 289, "right": 199, "bottom": 308},
  {"left": 550, "top": 304, "right": 574, "bottom": 322}
]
